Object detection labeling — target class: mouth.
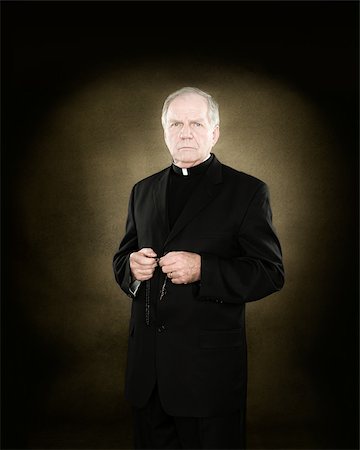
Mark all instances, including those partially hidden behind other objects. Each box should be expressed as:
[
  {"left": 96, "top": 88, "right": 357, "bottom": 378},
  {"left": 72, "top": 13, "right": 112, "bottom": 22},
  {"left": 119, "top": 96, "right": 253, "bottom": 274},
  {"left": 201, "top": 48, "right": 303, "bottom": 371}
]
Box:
[{"left": 178, "top": 146, "right": 197, "bottom": 150}]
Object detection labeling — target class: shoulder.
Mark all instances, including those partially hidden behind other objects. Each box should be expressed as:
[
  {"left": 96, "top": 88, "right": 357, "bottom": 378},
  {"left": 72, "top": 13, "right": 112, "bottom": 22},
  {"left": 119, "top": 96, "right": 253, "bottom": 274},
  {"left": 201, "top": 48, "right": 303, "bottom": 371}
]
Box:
[
  {"left": 133, "top": 167, "right": 169, "bottom": 190},
  {"left": 220, "top": 162, "right": 267, "bottom": 192}
]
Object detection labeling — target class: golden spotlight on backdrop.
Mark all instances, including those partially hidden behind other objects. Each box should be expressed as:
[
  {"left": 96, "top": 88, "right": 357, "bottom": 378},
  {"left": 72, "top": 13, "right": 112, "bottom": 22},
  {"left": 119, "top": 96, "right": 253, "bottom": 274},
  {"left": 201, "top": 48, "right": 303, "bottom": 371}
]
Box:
[
  {"left": 13, "top": 61, "right": 347, "bottom": 446},
  {"left": 3, "top": 0, "right": 357, "bottom": 448}
]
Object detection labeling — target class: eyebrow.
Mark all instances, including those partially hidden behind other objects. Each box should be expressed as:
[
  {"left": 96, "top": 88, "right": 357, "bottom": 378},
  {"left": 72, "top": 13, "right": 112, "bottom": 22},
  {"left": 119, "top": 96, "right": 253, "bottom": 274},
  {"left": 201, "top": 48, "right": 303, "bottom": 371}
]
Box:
[{"left": 168, "top": 118, "right": 205, "bottom": 123}]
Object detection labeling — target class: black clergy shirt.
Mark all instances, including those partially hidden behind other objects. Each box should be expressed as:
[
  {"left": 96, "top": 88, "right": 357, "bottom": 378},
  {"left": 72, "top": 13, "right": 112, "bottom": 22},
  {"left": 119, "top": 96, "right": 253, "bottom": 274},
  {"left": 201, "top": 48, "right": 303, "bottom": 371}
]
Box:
[{"left": 168, "top": 154, "right": 214, "bottom": 229}]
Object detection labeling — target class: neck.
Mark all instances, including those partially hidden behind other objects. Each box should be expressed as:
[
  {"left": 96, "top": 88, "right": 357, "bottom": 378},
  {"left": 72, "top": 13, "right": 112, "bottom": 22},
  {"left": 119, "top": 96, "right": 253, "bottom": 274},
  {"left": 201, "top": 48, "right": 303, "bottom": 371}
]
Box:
[{"left": 173, "top": 154, "right": 211, "bottom": 169}]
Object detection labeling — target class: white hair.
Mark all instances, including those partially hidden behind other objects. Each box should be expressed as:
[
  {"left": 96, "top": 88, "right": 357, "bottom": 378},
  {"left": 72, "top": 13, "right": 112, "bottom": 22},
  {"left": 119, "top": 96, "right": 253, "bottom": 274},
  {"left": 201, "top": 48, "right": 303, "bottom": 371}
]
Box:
[{"left": 161, "top": 87, "right": 220, "bottom": 129}]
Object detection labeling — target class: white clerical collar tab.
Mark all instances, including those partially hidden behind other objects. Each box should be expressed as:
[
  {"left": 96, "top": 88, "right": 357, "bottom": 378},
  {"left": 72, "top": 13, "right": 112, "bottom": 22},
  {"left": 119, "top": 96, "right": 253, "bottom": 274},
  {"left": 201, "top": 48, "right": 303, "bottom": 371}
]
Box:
[{"left": 182, "top": 168, "right": 188, "bottom": 176}]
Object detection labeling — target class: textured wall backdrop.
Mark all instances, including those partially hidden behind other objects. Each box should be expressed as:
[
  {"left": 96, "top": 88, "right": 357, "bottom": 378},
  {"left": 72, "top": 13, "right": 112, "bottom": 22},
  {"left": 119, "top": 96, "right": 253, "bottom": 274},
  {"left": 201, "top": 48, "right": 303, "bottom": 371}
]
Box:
[{"left": 2, "top": 2, "right": 357, "bottom": 450}]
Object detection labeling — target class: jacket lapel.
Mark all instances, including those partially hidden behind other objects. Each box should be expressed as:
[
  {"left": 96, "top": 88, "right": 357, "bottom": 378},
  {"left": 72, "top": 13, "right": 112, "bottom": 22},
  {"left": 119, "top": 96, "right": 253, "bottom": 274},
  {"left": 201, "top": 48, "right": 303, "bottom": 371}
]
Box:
[
  {"left": 164, "top": 156, "right": 223, "bottom": 247},
  {"left": 152, "top": 167, "right": 171, "bottom": 236}
]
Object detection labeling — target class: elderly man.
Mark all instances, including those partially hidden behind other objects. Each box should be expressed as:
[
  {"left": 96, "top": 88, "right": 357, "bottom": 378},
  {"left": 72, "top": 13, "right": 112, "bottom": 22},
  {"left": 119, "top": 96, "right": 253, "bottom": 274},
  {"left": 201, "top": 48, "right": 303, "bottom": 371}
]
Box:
[{"left": 113, "top": 87, "right": 284, "bottom": 449}]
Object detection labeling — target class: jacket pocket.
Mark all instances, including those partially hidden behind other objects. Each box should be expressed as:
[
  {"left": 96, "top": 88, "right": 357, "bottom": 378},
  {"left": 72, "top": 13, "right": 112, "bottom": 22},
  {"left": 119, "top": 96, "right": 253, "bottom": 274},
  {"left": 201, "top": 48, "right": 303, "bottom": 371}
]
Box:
[{"left": 199, "top": 328, "right": 243, "bottom": 349}]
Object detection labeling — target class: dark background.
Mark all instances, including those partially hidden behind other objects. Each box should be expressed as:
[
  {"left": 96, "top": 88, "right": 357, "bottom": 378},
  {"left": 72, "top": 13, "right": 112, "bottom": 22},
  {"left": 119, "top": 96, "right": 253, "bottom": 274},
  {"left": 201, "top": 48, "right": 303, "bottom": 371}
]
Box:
[{"left": 1, "top": 1, "right": 358, "bottom": 449}]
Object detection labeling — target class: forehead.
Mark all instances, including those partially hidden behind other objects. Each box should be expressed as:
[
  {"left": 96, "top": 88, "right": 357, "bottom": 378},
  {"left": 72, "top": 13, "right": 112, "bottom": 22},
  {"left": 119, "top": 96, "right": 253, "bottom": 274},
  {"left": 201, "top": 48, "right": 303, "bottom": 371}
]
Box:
[{"left": 167, "top": 93, "right": 209, "bottom": 118}]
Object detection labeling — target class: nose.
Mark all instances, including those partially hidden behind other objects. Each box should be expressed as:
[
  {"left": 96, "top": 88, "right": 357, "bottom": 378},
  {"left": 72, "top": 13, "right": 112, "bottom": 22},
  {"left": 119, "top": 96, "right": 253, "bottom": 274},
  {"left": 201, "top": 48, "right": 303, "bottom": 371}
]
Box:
[{"left": 180, "top": 123, "right": 192, "bottom": 139}]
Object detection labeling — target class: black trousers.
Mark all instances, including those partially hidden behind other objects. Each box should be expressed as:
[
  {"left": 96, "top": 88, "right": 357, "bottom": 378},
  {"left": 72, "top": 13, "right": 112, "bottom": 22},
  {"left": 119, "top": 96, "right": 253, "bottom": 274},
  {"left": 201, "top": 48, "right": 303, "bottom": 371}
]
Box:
[{"left": 133, "top": 383, "right": 245, "bottom": 449}]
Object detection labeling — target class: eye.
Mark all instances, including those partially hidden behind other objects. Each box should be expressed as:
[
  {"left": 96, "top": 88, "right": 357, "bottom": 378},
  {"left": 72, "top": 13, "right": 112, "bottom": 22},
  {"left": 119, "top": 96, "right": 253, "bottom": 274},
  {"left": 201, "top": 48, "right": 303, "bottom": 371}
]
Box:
[
  {"left": 171, "top": 122, "right": 181, "bottom": 127},
  {"left": 193, "top": 122, "right": 202, "bottom": 127}
]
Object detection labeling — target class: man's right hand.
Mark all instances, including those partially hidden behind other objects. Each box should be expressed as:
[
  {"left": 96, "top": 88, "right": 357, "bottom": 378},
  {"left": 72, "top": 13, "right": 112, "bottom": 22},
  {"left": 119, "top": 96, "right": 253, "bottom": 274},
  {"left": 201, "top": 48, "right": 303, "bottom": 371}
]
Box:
[{"left": 129, "top": 248, "right": 158, "bottom": 281}]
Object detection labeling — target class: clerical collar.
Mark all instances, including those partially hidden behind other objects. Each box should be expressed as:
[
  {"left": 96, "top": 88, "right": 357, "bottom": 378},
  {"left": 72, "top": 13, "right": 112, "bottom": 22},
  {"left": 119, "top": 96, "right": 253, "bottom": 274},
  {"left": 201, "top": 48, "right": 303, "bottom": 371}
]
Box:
[{"left": 171, "top": 154, "right": 214, "bottom": 177}]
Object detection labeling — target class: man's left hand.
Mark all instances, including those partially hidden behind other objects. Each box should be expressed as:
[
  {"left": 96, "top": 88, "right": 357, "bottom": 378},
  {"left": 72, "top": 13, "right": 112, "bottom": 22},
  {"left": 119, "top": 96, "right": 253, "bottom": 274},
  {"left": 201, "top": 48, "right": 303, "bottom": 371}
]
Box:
[{"left": 159, "top": 251, "right": 201, "bottom": 284}]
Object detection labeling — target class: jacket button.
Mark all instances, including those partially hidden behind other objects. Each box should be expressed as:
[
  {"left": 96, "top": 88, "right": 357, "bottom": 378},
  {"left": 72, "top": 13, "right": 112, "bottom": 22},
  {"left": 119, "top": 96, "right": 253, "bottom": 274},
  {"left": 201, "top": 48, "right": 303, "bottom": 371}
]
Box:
[{"left": 157, "top": 324, "right": 166, "bottom": 333}]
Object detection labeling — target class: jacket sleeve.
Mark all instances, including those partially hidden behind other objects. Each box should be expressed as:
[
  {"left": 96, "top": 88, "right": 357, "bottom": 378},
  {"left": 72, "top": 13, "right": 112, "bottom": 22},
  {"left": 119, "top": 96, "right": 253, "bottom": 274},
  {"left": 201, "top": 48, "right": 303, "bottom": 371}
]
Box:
[
  {"left": 198, "top": 183, "right": 284, "bottom": 304},
  {"left": 113, "top": 186, "right": 139, "bottom": 298}
]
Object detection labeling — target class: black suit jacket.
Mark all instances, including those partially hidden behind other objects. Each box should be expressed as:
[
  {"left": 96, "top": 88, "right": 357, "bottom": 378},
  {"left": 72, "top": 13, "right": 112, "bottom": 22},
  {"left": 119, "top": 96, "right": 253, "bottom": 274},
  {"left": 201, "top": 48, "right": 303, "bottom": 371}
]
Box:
[{"left": 113, "top": 154, "right": 284, "bottom": 417}]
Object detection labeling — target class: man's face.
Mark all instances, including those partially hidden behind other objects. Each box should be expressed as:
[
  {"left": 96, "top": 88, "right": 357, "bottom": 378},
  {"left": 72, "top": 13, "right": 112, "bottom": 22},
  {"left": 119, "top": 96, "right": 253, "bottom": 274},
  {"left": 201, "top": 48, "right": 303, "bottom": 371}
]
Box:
[{"left": 163, "top": 93, "right": 220, "bottom": 168}]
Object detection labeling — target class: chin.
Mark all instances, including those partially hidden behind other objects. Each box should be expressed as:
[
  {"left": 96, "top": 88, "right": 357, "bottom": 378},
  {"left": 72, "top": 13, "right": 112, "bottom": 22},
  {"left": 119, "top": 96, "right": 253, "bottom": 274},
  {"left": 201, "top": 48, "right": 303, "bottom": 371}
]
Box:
[
  {"left": 174, "top": 149, "right": 198, "bottom": 162},
  {"left": 174, "top": 157, "right": 203, "bottom": 168}
]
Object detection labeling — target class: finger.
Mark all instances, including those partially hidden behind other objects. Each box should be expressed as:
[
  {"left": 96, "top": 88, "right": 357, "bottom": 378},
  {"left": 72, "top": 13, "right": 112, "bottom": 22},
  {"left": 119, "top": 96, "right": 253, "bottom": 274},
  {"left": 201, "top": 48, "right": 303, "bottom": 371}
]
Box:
[
  {"left": 136, "top": 273, "right": 154, "bottom": 281},
  {"left": 136, "top": 259, "right": 158, "bottom": 269},
  {"left": 159, "top": 258, "right": 182, "bottom": 270},
  {"left": 159, "top": 252, "right": 180, "bottom": 266},
  {"left": 133, "top": 267, "right": 156, "bottom": 278},
  {"left": 172, "top": 273, "right": 190, "bottom": 284},
  {"left": 136, "top": 267, "right": 155, "bottom": 276},
  {"left": 161, "top": 263, "right": 179, "bottom": 274},
  {"left": 170, "top": 276, "right": 185, "bottom": 284},
  {"left": 131, "top": 254, "right": 158, "bottom": 267},
  {"left": 131, "top": 264, "right": 157, "bottom": 275},
  {"left": 139, "top": 248, "right": 157, "bottom": 258}
]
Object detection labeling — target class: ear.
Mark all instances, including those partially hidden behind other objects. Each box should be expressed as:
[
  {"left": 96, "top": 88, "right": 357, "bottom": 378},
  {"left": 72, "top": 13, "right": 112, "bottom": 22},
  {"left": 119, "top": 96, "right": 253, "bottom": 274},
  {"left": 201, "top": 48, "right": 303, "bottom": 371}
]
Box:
[{"left": 212, "top": 126, "right": 220, "bottom": 145}]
